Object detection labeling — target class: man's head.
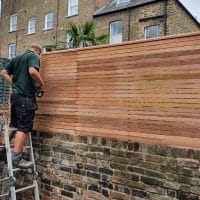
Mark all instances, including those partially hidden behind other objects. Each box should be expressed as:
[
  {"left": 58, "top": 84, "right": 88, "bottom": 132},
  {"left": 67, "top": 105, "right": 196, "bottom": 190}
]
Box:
[{"left": 29, "top": 44, "right": 42, "bottom": 56}]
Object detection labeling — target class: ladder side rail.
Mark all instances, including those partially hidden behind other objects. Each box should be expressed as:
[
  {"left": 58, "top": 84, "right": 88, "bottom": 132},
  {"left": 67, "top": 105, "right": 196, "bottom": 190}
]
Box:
[
  {"left": 3, "top": 116, "right": 17, "bottom": 200},
  {"left": 28, "top": 132, "right": 40, "bottom": 200}
]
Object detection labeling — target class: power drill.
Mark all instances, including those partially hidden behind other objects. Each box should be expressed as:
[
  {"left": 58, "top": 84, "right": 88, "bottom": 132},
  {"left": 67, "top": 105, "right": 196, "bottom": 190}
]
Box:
[{"left": 35, "top": 87, "right": 44, "bottom": 98}]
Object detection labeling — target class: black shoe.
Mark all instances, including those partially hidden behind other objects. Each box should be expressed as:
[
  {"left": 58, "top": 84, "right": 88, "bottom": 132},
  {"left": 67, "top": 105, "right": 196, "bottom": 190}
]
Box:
[
  {"left": 13, "top": 158, "right": 33, "bottom": 169},
  {"left": 0, "top": 146, "right": 7, "bottom": 163}
]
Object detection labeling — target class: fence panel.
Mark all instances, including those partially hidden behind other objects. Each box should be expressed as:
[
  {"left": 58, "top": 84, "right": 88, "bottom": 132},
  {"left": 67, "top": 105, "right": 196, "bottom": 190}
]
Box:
[{"left": 37, "top": 32, "right": 200, "bottom": 148}]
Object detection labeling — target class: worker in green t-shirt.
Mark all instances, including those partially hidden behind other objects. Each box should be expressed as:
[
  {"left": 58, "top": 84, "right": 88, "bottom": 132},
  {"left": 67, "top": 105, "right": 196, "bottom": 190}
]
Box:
[{"left": 0, "top": 44, "right": 44, "bottom": 168}]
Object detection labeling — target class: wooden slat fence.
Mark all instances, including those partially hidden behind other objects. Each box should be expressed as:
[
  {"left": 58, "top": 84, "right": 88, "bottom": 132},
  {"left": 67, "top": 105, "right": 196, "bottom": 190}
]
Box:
[{"left": 35, "top": 32, "right": 200, "bottom": 148}]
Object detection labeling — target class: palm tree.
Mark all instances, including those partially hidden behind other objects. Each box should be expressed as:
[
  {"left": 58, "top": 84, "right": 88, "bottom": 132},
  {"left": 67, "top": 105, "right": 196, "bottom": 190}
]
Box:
[{"left": 66, "top": 21, "right": 108, "bottom": 48}]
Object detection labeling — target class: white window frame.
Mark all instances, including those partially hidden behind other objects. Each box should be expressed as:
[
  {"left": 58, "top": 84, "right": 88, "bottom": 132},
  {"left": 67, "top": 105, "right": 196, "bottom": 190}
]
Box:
[
  {"left": 42, "top": 47, "right": 52, "bottom": 53},
  {"left": 8, "top": 43, "right": 16, "bottom": 59},
  {"left": 110, "top": 21, "right": 123, "bottom": 44},
  {"left": 145, "top": 25, "right": 160, "bottom": 39},
  {"left": 117, "top": 0, "right": 130, "bottom": 4},
  {"left": 28, "top": 18, "right": 36, "bottom": 34},
  {"left": 68, "top": 0, "right": 78, "bottom": 16},
  {"left": 44, "top": 12, "right": 54, "bottom": 30},
  {"left": 10, "top": 14, "right": 17, "bottom": 32}
]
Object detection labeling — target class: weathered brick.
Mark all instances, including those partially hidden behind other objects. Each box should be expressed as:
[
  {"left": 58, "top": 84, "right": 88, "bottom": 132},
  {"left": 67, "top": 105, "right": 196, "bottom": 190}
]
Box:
[
  {"left": 109, "top": 155, "right": 129, "bottom": 164},
  {"left": 191, "top": 186, "right": 200, "bottom": 196},
  {"left": 60, "top": 166, "right": 72, "bottom": 173},
  {"left": 88, "top": 184, "right": 101, "bottom": 193},
  {"left": 41, "top": 178, "right": 51, "bottom": 185},
  {"left": 110, "top": 148, "right": 126, "bottom": 157},
  {"left": 110, "top": 191, "right": 127, "bottom": 200},
  {"left": 132, "top": 188, "right": 148, "bottom": 198},
  {"left": 141, "top": 176, "right": 162, "bottom": 186},
  {"left": 99, "top": 167, "right": 113, "bottom": 175},
  {"left": 64, "top": 184, "right": 76, "bottom": 192},
  {"left": 139, "top": 161, "right": 160, "bottom": 171},
  {"left": 126, "top": 181, "right": 146, "bottom": 190},
  {"left": 73, "top": 168, "right": 86, "bottom": 176},
  {"left": 60, "top": 147, "right": 76, "bottom": 155},
  {"left": 87, "top": 171, "right": 101, "bottom": 179},
  {"left": 167, "top": 189, "right": 177, "bottom": 198},
  {"left": 179, "top": 184, "right": 191, "bottom": 193},
  {"left": 128, "top": 142, "right": 140, "bottom": 152},
  {"left": 84, "top": 164, "right": 98, "bottom": 172},
  {"left": 102, "top": 189, "right": 109, "bottom": 197},
  {"left": 145, "top": 154, "right": 165, "bottom": 164},
  {"left": 110, "top": 162, "right": 126, "bottom": 171},
  {"left": 145, "top": 170, "right": 165, "bottom": 180},
  {"left": 100, "top": 181, "right": 113, "bottom": 190},
  {"left": 44, "top": 184, "right": 53, "bottom": 192},
  {"left": 177, "top": 191, "right": 199, "bottom": 200},
  {"left": 127, "top": 166, "right": 145, "bottom": 175},
  {"left": 52, "top": 180, "right": 63, "bottom": 188},
  {"left": 61, "top": 190, "right": 73, "bottom": 198}
]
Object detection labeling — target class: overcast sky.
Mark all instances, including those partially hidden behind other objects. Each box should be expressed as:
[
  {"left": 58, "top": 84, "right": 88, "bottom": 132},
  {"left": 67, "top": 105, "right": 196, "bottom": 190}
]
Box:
[{"left": 179, "top": 0, "right": 200, "bottom": 22}]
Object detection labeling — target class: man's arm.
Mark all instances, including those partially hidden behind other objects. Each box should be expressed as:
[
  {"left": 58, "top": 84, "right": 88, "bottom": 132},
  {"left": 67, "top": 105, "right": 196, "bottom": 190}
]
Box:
[
  {"left": 29, "top": 67, "right": 44, "bottom": 87},
  {"left": 0, "top": 69, "right": 12, "bottom": 85}
]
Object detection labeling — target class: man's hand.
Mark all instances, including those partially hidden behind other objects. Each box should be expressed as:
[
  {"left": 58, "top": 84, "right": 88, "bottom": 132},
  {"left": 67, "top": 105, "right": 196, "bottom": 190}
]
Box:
[{"left": 0, "top": 69, "right": 12, "bottom": 85}]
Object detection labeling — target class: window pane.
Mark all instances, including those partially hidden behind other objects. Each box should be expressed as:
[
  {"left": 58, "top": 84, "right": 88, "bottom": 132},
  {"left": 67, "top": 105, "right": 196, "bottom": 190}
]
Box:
[
  {"left": 145, "top": 25, "right": 160, "bottom": 39},
  {"left": 44, "top": 13, "right": 53, "bottom": 29},
  {"left": 9, "top": 44, "right": 16, "bottom": 59},
  {"left": 28, "top": 18, "right": 36, "bottom": 34},
  {"left": 110, "top": 34, "right": 122, "bottom": 44},
  {"left": 111, "top": 21, "right": 123, "bottom": 35},
  {"left": 71, "top": 0, "right": 78, "bottom": 6},
  {"left": 68, "top": 0, "right": 78, "bottom": 16},
  {"left": 110, "top": 21, "right": 123, "bottom": 44},
  {"left": 10, "top": 14, "right": 17, "bottom": 31}
]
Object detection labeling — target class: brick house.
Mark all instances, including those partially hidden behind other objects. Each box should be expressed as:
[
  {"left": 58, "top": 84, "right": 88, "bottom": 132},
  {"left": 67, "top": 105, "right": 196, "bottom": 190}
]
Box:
[{"left": 0, "top": 0, "right": 199, "bottom": 58}]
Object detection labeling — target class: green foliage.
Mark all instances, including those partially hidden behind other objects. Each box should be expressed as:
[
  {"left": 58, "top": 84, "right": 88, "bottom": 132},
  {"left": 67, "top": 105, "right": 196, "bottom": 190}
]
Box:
[{"left": 66, "top": 21, "right": 108, "bottom": 48}]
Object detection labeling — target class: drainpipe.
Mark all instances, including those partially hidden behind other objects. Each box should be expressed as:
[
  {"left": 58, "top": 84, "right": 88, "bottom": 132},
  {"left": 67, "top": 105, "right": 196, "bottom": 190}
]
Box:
[
  {"left": 55, "top": 0, "right": 60, "bottom": 46},
  {"left": 127, "top": 8, "right": 131, "bottom": 41},
  {"left": 163, "top": 0, "right": 168, "bottom": 36}
]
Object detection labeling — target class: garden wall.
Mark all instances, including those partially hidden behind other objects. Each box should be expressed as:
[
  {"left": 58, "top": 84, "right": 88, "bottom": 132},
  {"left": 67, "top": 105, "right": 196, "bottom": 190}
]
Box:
[{"left": 22, "top": 32, "right": 200, "bottom": 200}]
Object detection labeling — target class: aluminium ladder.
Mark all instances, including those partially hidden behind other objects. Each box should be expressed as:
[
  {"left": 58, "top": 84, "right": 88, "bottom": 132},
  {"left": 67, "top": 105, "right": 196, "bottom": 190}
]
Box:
[{"left": 0, "top": 103, "right": 40, "bottom": 200}]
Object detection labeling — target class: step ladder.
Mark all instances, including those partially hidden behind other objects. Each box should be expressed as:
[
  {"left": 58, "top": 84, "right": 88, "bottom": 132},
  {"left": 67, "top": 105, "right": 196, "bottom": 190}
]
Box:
[{"left": 0, "top": 104, "right": 40, "bottom": 200}]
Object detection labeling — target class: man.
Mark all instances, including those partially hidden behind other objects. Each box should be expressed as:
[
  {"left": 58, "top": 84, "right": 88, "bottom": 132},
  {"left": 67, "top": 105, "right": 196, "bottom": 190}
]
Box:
[{"left": 0, "top": 44, "right": 44, "bottom": 168}]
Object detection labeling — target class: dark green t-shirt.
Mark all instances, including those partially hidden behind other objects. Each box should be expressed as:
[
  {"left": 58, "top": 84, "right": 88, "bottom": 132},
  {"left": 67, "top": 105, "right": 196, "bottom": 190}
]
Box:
[{"left": 6, "top": 50, "right": 40, "bottom": 97}]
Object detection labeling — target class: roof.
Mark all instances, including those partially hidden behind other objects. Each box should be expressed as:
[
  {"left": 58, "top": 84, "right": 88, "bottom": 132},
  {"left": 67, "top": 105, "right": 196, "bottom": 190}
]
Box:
[
  {"left": 93, "top": 0, "right": 200, "bottom": 26},
  {"left": 93, "top": 0, "right": 162, "bottom": 17}
]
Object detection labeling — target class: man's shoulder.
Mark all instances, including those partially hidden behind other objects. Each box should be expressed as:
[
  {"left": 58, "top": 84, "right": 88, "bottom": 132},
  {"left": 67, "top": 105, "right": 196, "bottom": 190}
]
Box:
[
  {"left": 26, "top": 51, "right": 39, "bottom": 60},
  {"left": 11, "top": 54, "right": 23, "bottom": 64}
]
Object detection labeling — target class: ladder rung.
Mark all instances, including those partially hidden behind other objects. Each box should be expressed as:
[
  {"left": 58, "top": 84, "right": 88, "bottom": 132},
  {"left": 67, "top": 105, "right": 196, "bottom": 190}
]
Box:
[
  {"left": 13, "top": 168, "right": 21, "bottom": 172},
  {"left": 2, "top": 127, "right": 18, "bottom": 131},
  {"left": 0, "top": 193, "right": 9, "bottom": 198},
  {"left": 10, "top": 145, "right": 31, "bottom": 150},
  {"left": 16, "top": 183, "right": 36, "bottom": 193},
  {"left": 0, "top": 177, "right": 9, "bottom": 182}
]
